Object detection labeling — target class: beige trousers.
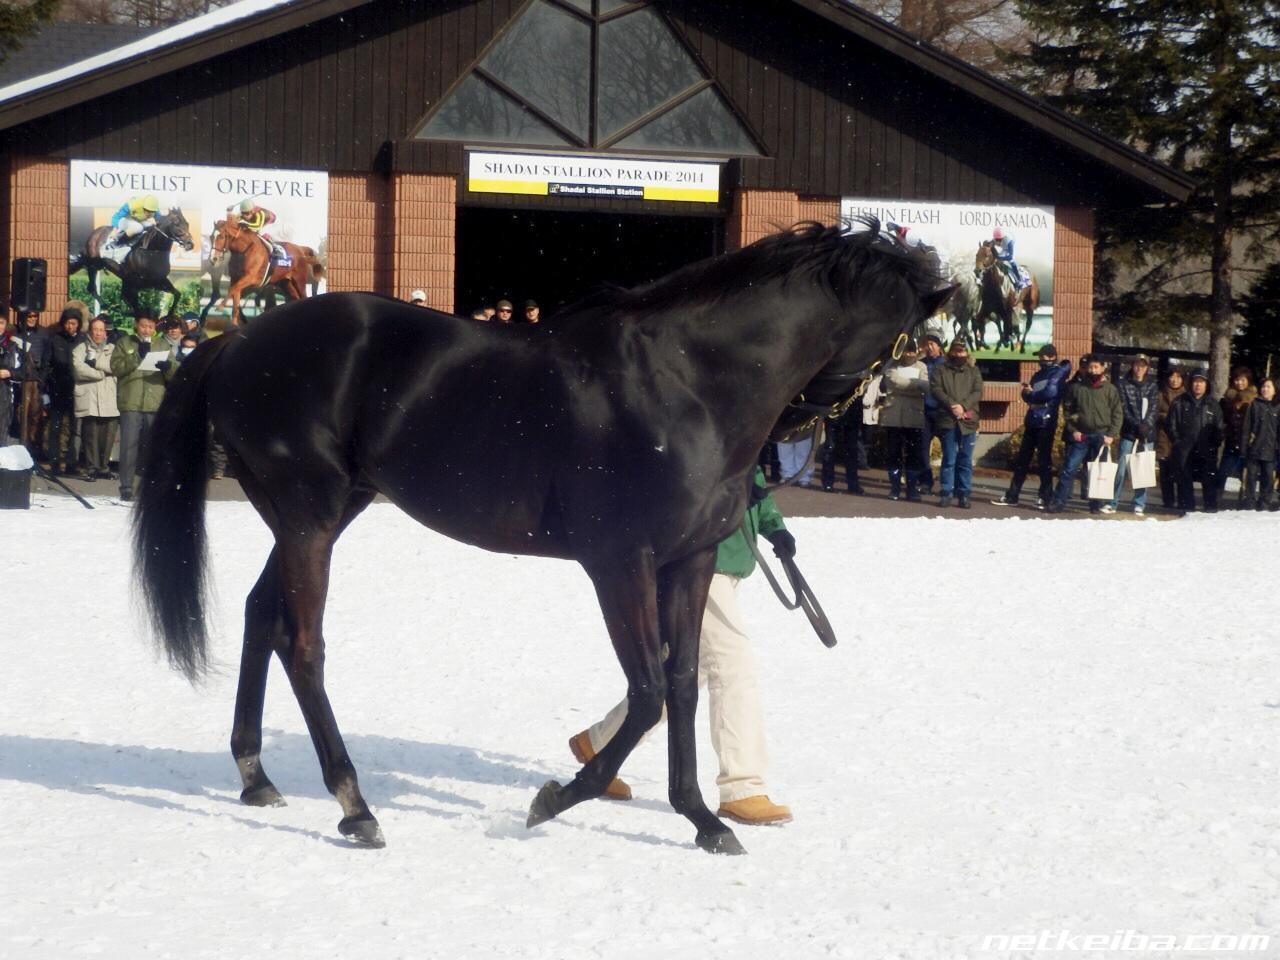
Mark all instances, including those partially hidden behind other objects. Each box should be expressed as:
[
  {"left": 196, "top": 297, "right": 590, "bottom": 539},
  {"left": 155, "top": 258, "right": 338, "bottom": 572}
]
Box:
[{"left": 586, "top": 572, "right": 769, "bottom": 803}]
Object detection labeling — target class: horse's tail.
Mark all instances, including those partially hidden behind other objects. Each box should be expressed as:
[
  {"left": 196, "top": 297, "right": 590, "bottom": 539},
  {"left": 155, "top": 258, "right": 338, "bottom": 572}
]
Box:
[
  {"left": 302, "top": 247, "right": 325, "bottom": 280},
  {"left": 132, "top": 334, "right": 236, "bottom": 683}
]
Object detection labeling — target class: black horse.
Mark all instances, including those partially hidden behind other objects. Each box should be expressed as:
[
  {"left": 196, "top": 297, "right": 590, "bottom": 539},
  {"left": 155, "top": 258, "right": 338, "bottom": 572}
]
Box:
[
  {"left": 133, "top": 221, "right": 955, "bottom": 855},
  {"left": 70, "top": 209, "right": 195, "bottom": 319}
]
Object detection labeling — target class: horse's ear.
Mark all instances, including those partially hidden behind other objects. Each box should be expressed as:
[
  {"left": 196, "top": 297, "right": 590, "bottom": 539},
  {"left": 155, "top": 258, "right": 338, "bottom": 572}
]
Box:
[{"left": 921, "top": 284, "right": 959, "bottom": 317}]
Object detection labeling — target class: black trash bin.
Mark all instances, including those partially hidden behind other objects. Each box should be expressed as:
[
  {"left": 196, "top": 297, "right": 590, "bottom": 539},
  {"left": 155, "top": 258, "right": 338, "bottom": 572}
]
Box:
[{"left": 0, "top": 446, "right": 34, "bottom": 510}]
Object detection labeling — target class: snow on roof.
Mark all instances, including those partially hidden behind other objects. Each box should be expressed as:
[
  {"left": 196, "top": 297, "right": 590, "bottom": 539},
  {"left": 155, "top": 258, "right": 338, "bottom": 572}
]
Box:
[{"left": 0, "top": 0, "right": 299, "bottom": 107}]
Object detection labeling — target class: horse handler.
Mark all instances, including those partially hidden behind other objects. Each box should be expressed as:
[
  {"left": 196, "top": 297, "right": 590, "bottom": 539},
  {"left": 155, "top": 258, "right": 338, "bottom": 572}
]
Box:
[{"left": 568, "top": 468, "right": 795, "bottom": 826}]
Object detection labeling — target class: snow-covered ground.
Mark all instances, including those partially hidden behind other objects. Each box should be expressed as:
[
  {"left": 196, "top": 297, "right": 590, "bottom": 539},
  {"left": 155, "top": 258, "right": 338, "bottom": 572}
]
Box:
[{"left": 3, "top": 497, "right": 1277, "bottom": 960}]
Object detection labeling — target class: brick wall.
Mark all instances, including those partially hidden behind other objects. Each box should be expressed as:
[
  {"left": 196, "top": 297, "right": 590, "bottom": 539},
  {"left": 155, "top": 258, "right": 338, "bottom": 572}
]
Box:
[
  {"left": 390, "top": 173, "right": 456, "bottom": 313},
  {"left": 727, "top": 189, "right": 800, "bottom": 250},
  {"left": 7, "top": 157, "right": 69, "bottom": 326},
  {"left": 327, "top": 172, "right": 388, "bottom": 294}
]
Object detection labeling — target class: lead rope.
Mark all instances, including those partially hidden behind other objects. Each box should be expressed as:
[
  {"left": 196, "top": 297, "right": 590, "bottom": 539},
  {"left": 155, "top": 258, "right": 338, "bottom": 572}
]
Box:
[{"left": 743, "top": 525, "right": 837, "bottom": 648}]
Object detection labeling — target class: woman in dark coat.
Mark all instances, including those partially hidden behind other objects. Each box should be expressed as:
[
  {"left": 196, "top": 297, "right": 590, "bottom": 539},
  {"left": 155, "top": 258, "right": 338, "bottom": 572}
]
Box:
[
  {"left": 45, "top": 308, "right": 84, "bottom": 473},
  {"left": 0, "top": 328, "right": 25, "bottom": 443},
  {"left": 1155, "top": 368, "right": 1185, "bottom": 508},
  {"left": 1241, "top": 377, "right": 1278, "bottom": 510}
]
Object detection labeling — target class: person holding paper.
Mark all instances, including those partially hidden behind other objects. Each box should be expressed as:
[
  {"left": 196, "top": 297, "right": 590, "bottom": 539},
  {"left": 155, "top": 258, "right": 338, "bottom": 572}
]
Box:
[
  {"left": 110, "top": 314, "right": 174, "bottom": 502},
  {"left": 1046, "top": 355, "right": 1122, "bottom": 515},
  {"left": 1104, "top": 352, "right": 1159, "bottom": 515}
]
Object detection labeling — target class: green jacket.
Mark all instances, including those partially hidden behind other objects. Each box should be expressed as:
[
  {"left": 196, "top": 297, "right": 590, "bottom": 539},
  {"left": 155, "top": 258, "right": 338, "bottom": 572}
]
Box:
[
  {"left": 110, "top": 333, "right": 176, "bottom": 413},
  {"left": 929, "top": 360, "right": 984, "bottom": 435},
  {"left": 1062, "top": 377, "right": 1123, "bottom": 438},
  {"left": 715, "top": 468, "right": 787, "bottom": 579}
]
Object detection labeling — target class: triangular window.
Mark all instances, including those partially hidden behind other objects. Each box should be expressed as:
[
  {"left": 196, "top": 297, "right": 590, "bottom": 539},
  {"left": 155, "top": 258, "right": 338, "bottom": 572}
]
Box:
[{"left": 416, "top": 0, "right": 762, "bottom": 156}]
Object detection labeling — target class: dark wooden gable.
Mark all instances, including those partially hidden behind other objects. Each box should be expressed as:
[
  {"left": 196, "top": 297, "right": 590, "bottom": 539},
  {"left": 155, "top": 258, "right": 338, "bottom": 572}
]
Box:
[{"left": 5, "top": 0, "right": 1175, "bottom": 207}]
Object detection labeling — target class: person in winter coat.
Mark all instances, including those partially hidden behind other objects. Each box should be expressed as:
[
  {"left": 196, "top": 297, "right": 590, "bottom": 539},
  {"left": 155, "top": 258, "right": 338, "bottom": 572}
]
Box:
[
  {"left": 1106, "top": 353, "right": 1160, "bottom": 515},
  {"left": 819, "top": 405, "right": 865, "bottom": 495},
  {"left": 567, "top": 468, "right": 795, "bottom": 827},
  {"left": 44, "top": 308, "right": 84, "bottom": 474},
  {"left": 929, "top": 339, "right": 983, "bottom": 508},
  {"left": 1240, "top": 377, "right": 1278, "bottom": 511},
  {"left": 917, "top": 333, "right": 945, "bottom": 494},
  {"left": 0, "top": 327, "right": 24, "bottom": 444},
  {"left": 1155, "top": 368, "right": 1185, "bottom": 508},
  {"left": 1216, "top": 367, "right": 1257, "bottom": 505},
  {"left": 72, "top": 317, "right": 119, "bottom": 480},
  {"left": 13, "top": 310, "right": 49, "bottom": 456},
  {"left": 877, "top": 339, "right": 930, "bottom": 501},
  {"left": 1165, "top": 369, "right": 1223, "bottom": 513},
  {"left": 1046, "top": 354, "right": 1123, "bottom": 515},
  {"left": 994, "top": 343, "right": 1071, "bottom": 507},
  {"left": 110, "top": 314, "right": 175, "bottom": 501}
]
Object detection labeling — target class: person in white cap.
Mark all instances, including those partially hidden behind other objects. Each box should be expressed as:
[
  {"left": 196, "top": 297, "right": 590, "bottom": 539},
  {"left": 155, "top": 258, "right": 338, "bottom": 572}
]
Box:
[{"left": 409, "top": 290, "right": 427, "bottom": 306}]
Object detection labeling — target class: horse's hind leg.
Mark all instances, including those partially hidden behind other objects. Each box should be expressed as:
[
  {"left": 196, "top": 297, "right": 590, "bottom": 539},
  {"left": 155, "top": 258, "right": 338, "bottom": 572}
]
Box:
[
  {"left": 527, "top": 554, "right": 667, "bottom": 828},
  {"left": 659, "top": 548, "right": 744, "bottom": 855},
  {"left": 231, "top": 547, "right": 288, "bottom": 807}
]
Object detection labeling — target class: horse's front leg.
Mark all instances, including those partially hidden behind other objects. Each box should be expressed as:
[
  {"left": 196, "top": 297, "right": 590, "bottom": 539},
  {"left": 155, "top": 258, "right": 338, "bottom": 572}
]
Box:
[
  {"left": 527, "top": 551, "right": 666, "bottom": 828},
  {"left": 227, "top": 277, "right": 250, "bottom": 327},
  {"left": 159, "top": 277, "right": 182, "bottom": 318},
  {"left": 659, "top": 547, "right": 744, "bottom": 854}
]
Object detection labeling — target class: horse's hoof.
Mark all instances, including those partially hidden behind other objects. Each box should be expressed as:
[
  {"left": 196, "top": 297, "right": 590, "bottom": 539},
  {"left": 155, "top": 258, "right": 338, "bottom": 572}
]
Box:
[
  {"left": 696, "top": 830, "right": 747, "bottom": 855},
  {"left": 339, "top": 815, "right": 386, "bottom": 848},
  {"left": 526, "top": 780, "right": 563, "bottom": 828},
  {"left": 240, "top": 784, "right": 286, "bottom": 807}
]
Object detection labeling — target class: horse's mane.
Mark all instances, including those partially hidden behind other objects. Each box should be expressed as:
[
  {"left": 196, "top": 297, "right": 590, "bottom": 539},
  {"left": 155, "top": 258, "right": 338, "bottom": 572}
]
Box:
[{"left": 552, "top": 218, "right": 947, "bottom": 325}]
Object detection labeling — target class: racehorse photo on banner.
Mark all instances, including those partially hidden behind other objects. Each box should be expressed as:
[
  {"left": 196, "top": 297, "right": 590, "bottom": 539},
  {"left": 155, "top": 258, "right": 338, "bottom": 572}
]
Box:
[
  {"left": 68, "top": 160, "right": 328, "bottom": 327},
  {"left": 841, "top": 197, "right": 1055, "bottom": 359}
]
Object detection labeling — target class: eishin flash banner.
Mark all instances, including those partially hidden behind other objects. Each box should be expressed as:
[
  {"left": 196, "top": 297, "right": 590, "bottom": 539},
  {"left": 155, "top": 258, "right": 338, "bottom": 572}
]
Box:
[
  {"left": 69, "top": 159, "right": 327, "bottom": 319},
  {"left": 841, "top": 197, "right": 1056, "bottom": 360}
]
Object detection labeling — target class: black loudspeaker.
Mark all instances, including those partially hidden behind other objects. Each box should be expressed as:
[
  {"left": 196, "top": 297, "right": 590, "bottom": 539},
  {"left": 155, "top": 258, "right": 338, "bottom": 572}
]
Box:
[{"left": 11, "top": 257, "right": 47, "bottom": 314}]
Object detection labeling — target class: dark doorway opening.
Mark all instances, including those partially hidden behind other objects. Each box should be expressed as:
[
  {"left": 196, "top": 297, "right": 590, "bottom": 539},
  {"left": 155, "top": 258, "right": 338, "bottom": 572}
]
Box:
[{"left": 455, "top": 207, "right": 722, "bottom": 318}]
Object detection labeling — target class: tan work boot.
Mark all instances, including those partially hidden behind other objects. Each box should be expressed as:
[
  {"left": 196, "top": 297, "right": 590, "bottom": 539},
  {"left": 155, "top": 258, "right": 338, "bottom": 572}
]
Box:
[
  {"left": 717, "top": 795, "right": 792, "bottom": 825},
  {"left": 568, "top": 731, "right": 632, "bottom": 801}
]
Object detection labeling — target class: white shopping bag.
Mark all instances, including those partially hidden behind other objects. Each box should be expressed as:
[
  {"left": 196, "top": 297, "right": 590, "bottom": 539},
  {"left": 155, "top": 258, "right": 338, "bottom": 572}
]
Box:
[
  {"left": 1127, "top": 442, "right": 1157, "bottom": 489},
  {"left": 1087, "top": 445, "right": 1118, "bottom": 500}
]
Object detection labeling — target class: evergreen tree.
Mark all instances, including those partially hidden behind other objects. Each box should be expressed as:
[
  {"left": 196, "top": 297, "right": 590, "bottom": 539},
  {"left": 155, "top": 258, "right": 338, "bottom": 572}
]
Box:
[
  {"left": 1010, "top": 0, "right": 1280, "bottom": 396},
  {"left": 0, "top": 0, "right": 60, "bottom": 61},
  {"left": 1235, "top": 261, "right": 1280, "bottom": 380}
]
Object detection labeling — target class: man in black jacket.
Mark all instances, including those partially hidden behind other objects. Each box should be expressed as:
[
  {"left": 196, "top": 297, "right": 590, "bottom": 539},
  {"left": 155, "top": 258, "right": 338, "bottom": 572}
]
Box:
[
  {"left": 1105, "top": 353, "right": 1159, "bottom": 515},
  {"left": 1165, "top": 369, "right": 1223, "bottom": 513}
]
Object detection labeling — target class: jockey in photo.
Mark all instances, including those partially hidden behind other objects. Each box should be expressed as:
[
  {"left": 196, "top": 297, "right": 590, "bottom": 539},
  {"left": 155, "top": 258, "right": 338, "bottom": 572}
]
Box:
[
  {"left": 230, "top": 198, "right": 289, "bottom": 266},
  {"left": 991, "top": 226, "right": 1022, "bottom": 288},
  {"left": 107, "top": 194, "right": 160, "bottom": 252},
  {"left": 233, "top": 197, "right": 276, "bottom": 234}
]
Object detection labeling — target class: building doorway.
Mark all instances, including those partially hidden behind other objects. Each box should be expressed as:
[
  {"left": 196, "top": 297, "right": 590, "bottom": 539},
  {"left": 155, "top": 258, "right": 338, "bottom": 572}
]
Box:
[{"left": 455, "top": 207, "right": 723, "bottom": 318}]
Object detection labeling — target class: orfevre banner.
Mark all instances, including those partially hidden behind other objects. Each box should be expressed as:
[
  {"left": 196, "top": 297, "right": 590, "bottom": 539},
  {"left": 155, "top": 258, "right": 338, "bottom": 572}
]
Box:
[
  {"left": 68, "top": 160, "right": 328, "bottom": 324},
  {"left": 841, "top": 197, "right": 1055, "bottom": 360},
  {"left": 468, "top": 150, "right": 721, "bottom": 204}
]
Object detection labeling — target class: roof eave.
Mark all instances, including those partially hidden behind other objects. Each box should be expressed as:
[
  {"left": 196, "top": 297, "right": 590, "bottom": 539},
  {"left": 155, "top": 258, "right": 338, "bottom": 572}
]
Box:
[{"left": 0, "top": 0, "right": 372, "bottom": 134}]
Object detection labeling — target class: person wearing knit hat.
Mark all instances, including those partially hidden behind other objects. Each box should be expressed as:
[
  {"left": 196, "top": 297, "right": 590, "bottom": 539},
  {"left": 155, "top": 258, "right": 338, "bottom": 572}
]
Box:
[
  {"left": 993, "top": 344, "right": 1073, "bottom": 509},
  {"left": 1163, "top": 367, "right": 1222, "bottom": 513}
]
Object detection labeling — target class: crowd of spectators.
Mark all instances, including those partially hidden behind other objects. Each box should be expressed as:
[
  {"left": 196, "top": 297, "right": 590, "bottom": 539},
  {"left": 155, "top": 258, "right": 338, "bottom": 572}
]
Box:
[
  {"left": 6, "top": 295, "right": 1277, "bottom": 518},
  {"left": 1, "top": 301, "right": 205, "bottom": 501},
  {"left": 764, "top": 335, "right": 1279, "bottom": 516}
]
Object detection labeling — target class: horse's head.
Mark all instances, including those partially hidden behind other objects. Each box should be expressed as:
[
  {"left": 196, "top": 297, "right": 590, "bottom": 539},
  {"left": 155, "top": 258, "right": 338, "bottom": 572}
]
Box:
[
  {"left": 764, "top": 219, "right": 957, "bottom": 440},
  {"left": 210, "top": 220, "right": 231, "bottom": 265},
  {"left": 156, "top": 208, "right": 195, "bottom": 251},
  {"left": 975, "top": 240, "right": 997, "bottom": 270}
]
